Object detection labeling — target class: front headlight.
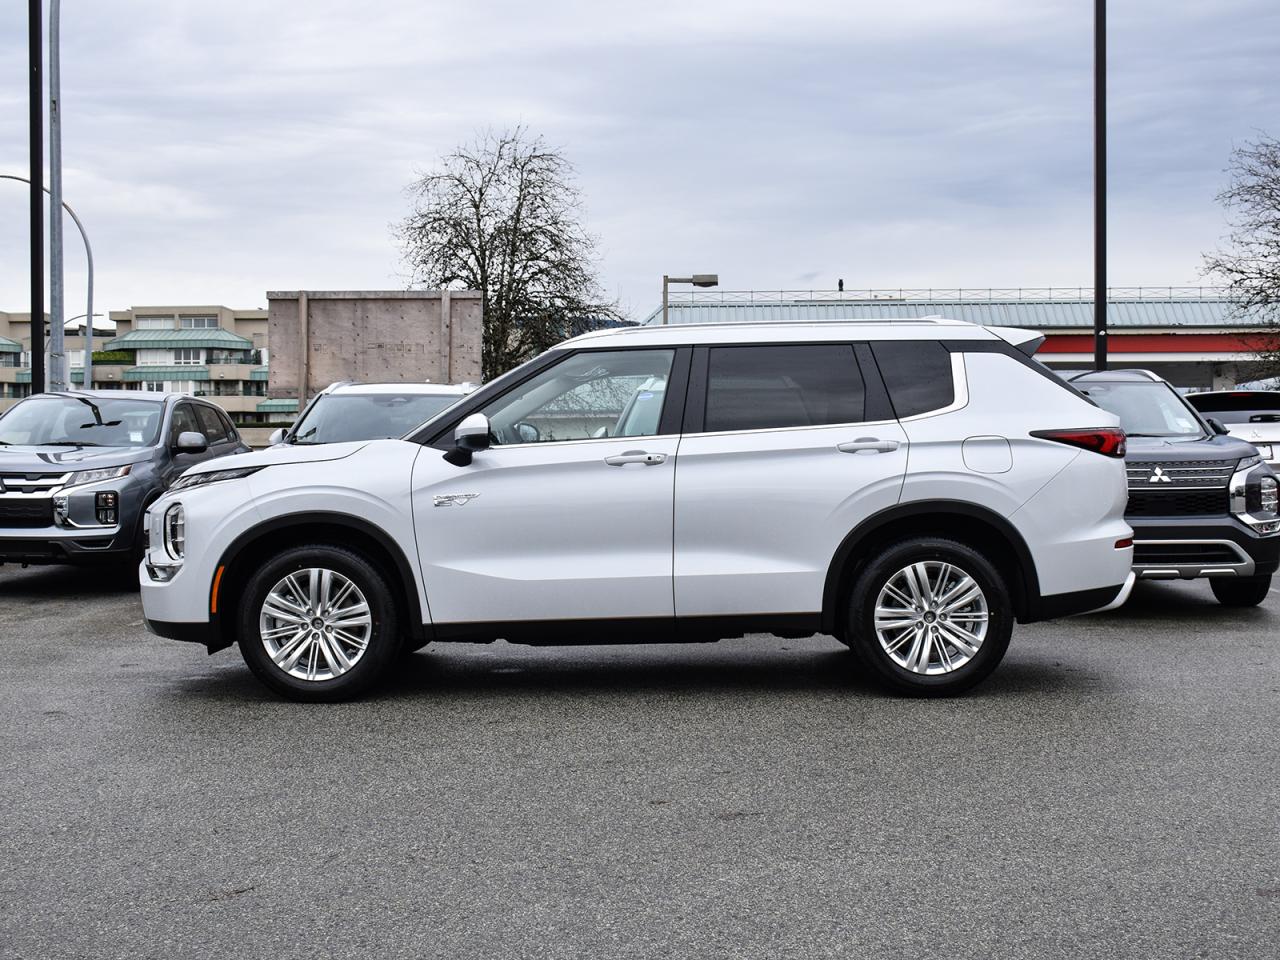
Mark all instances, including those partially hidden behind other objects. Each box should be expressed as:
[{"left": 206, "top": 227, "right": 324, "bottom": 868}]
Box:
[
  {"left": 170, "top": 466, "right": 263, "bottom": 491},
  {"left": 163, "top": 503, "right": 185, "bottom": 561},
  {"left": 65, "top": 464, "right": 131, "bottom": 488}
]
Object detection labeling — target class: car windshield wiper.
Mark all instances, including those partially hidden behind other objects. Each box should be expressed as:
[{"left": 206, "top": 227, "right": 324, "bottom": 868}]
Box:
[{"left": 42, "top": 440, "right": 102, "bottom": 447}]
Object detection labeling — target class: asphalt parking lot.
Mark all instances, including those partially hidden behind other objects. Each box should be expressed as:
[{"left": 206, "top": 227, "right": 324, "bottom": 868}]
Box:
[{"left": 1, "top": 564, "right": 1277, "bottom": 960}]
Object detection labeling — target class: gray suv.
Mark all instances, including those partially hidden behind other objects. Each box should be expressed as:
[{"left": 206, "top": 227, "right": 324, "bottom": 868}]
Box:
[{"left": 0, "top": 391, "right": 248, "bottom": 567}]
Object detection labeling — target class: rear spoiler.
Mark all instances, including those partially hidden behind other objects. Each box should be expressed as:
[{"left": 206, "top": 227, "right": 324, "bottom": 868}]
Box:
[{"left": 985, "top": 326, "right": 1046, "bottom": 356}]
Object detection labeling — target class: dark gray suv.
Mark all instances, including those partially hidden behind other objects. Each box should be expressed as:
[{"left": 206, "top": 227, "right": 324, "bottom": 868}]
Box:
[{"left": 0, "top": 391, "right": 248, "bottom": 567}]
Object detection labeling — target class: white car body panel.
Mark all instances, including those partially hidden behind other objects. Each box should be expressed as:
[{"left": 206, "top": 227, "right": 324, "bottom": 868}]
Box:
[{"left": 410, "top": 435, "right": 680, "bottom": 623}]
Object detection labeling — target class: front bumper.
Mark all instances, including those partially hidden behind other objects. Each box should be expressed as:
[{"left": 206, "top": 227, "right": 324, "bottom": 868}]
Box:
[
  {"left": 144, "top": 616, "right": 221, "bottom": 647},
  {"left": 1127, "top": 516, "right": 1280, "bottom": 581},
  {"left": 0, "top": 525, "right": 132, "bottom": 565}
]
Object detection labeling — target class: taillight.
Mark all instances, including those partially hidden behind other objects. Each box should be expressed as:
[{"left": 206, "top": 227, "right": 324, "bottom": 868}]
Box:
[{"left": 1030, "top": 427, "right": 1127, "bottom": 458}]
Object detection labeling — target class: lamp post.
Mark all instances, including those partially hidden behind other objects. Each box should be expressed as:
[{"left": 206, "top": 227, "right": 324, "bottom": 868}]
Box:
[
  {"left": 48, "top": 0, "right": 66, "bottom": 390},
  {"left": 1093, "top": 0, "right": 1107, "bottom": 370},
  {"left": 662, "top": 274, "right": 719, "bottom": 325},
  {"left": 66, "top": 313, "right": 104, "bottom": 387},
  {"left": 27, "top": 0, "right": 43, "bottom": 394},
  {"left": 1, "top": 174, "right": 96, "bottom": 393}
]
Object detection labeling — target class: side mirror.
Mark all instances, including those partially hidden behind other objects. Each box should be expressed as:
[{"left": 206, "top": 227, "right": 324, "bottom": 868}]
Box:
[
  {"left": 443, "top": 413, "right": 491, "bottom": 466},
  {"left": 267, "top": 428, "right": 287, "bottom": 445},
  {"left": 175, "top": 431, "right": 208, "bottom": 454},
  {"left": 1207, "top": 417, "right": 1230, "bottom": 436}
]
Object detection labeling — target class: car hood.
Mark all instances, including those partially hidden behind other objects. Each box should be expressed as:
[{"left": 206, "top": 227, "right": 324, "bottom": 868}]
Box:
[
  {"left": 1123, "top": 433, "right": 1259, "bottom": 462},
  {"left": 184, "top": 439, "right": 372, "bottom": 475},
  {"left": 0, "top": 444, "right": 152, "bottom": 473}
]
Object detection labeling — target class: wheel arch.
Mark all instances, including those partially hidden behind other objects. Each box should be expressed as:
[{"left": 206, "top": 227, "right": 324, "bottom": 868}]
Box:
[
  {"left": 208, "top": 511, "right": 428, "bottom": 653},
  {"left": 821, "top": 500, "right": 1041, "bottom": 635}
]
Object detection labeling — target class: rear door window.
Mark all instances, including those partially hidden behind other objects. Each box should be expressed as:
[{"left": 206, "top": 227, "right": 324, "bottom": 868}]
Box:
[
  {"left": 704, "top": 344, "right": 865, "bottom": 432},
  {"left": 870, "top": 341, "right": 955, "bottom": 418}
]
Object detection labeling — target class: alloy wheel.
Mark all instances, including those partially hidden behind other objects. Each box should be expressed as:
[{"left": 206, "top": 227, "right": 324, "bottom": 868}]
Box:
[
  {"left": 873, "top": 561, "right": 989, "bottom": 675},
  {"left": 259, "top": 567, "right": 373, "bottom": 682}
]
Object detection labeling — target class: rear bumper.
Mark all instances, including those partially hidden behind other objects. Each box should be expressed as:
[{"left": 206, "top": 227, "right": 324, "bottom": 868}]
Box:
[
  {"left": 1128, "top": 516, "right": 1280, "bottom": 580},
  {"left": 1023, "top": 581, "right": 1128, "bottom": 622}
]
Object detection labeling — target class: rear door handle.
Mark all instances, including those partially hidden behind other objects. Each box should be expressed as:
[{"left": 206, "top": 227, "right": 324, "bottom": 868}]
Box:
[
  {"left": 837, "top": 438, "right": 900, "bottom": 454},
  {"left": 604, "top": 450, "right": 667, "bottom": 466}
]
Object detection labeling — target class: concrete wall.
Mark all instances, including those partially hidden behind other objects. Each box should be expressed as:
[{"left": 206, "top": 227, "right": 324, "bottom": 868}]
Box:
[{"left": 266, "top": 290, "right": 482, "bottom": 400}]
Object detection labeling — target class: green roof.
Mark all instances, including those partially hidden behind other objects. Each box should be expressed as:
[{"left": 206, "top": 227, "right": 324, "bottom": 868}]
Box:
[
  {"left": 16, "top": 370, "right": 84, "bottom": 383},
  {"left": 123, "top": 366, "right": 210, "bottom": 382},
  {"left": 0, "top": 337, "right": 21, "bottom": 354},
  {"left": 105, "top": 328, "right": 253, "bottom": 350},
  {"left": 249, "top": 366, "right": 269, "bottom": 381},
  {"left": 257, "top": 398, "right": 299, "bottom": 412}
]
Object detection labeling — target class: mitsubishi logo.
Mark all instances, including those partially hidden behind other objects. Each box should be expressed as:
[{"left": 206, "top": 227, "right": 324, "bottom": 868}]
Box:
[
  {"left": 1148, "top": 467, "right": 1172, "bottom": 484},
  {"left": 433, "top": 493, "right": 481, "bottom": 507}
]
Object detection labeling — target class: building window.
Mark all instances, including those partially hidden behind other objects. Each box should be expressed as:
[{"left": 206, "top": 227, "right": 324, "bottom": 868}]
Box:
[
  {"left": 136, "top": 349, "right": 169, "bottom": 366},
  {"left": 135, "top": 316, "right": 174, "bottom": 330},
  {"left": 179, "top": 316, "right": 219, "bottom": 329},
  {"left": 173, "top": 348, "right": 203, "bottom": 365}
]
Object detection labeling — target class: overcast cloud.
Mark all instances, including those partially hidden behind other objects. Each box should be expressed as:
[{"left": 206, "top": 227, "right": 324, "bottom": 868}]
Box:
[{"left": 1, "top": 0, "right": 1278, "bottom": 320}]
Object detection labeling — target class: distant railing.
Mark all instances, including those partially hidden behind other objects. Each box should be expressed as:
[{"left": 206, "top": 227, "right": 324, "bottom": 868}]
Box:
[{"left": 663, "top": 287, "right": 1232, "bottom": 305}]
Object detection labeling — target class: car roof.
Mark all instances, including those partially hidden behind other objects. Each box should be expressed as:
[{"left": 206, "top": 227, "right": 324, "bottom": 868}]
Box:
[
  {"left": 560, "top": 318, "right": 1007, "bottom": 348},
  {"left": 319, "top": 381, "right": 475, "bottom": 397},
  {"left": 1066, "top": 368, "right": 1165, "bottom": 384}
]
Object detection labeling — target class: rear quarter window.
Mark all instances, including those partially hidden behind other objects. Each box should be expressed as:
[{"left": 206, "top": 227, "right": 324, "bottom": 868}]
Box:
[{"left": 870, "top": 341, "right": 955, "bottom": 418}]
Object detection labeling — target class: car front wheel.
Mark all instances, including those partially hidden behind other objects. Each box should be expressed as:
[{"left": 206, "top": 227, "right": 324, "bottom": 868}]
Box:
[
  {"left": 1209, "top": 574, "right": 1272, "bottom": 608},
  {"left": 237, "top": 545, "right": 400, "bottom": 701},
  {"left": 845, "top": 537, "right": 1013, "bottom": 696}
]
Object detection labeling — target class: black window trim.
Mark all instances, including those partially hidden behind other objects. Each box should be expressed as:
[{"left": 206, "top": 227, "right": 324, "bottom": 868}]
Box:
[
  {"left": 681, "top": 340, "right": 891, "bottom": 436},
  {"left": 418, "top": 345, "right": 694, "bottom": 451},
  {"left": 866, "top": 339, "right": 961, "bottom": 421}
]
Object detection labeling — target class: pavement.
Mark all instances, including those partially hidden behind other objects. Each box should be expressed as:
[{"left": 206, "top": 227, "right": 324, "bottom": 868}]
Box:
[{"left": 0, "top": 562, "right": 1277, "bottom": 960}]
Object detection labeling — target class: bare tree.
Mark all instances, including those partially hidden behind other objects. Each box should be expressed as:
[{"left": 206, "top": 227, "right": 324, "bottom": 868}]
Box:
[
  {"left": 400, "top": 128, "right": 625, "bottom": 381},
  {"left": 1205, "top": 133, "right": 1280, "bottom": 377}
]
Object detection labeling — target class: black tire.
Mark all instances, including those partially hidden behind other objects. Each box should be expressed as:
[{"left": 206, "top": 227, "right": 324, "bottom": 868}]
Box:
[
  {"left": 237, "top": 544, "right": 400, "bottom": 702},
  {"left": 845, "top": 537, "right": 1013, "bottom": 697},
  {"left": 1209, "top": 574, "right": 1272, "bottom": 608}
]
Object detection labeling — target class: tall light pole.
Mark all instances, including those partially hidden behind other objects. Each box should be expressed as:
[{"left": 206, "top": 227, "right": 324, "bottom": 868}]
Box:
[
  {"left": 1, "top": 175, "right": 96, "bottom": 393},
  {"left": 662, "top": 274, "right": 719, "bottom": 325},
  {"left": 48, "top": 0, "right": 66, "bottom": 391},
  {"left": 27, "top": 0, "right": 44, "bottom": 394},
  {"left": 1094, "top": 0, "right": 1107, "bottom": 370}
]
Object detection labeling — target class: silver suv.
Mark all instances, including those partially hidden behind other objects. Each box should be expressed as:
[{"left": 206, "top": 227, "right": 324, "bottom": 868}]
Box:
[{"left": 140, "top": 319, "right": 1134, "bottom": 700}]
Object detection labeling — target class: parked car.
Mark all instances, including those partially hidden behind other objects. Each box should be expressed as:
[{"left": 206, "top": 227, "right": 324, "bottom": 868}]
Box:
[
  {"left": 140, "top": 319, "right": 1134, "bottom": 701},
  {"left": 0, "top": 391, "right": 249, "bottom": 567},
  {"left": 1068, "top": 370, "right": 1280, "bottom": 606},
  {"left": 1184, "top": 390, "right": 1280, "bottom": 470},
  {"left": 268, "top": 381, "right": 477, "bottom": 446}
]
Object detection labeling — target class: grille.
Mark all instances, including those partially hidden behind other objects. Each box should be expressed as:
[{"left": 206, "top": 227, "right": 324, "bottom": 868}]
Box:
[
  {"left": 1126, "top": 488, "right": 1229, "bottom": 517},
  {"left": 1134, "top": 542, "right": 1242, "bottom": 565},
  {"left": 0, "top": 472, "right": 68, "bottom": 495},
  {"left": 0, "top": 499, "right": 55, "bottom": 528},
  {"left": 1125, "top": 459, "right": 1236, "bottom": 490}
]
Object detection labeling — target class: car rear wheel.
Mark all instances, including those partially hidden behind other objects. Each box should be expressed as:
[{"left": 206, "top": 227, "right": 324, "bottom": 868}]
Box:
[
  {"left": 845, "top": 537, "right": 1013, "bottom": 696},
  {"left": 1209, "top": 574, "right": 1272, "bottom": 608},
  {"left": 237, "top": 545, "right": 400, "bottom": 701}
]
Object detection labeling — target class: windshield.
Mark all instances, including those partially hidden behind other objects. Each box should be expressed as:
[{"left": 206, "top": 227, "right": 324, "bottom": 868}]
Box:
[
  {"left": 1185, "top": 392, "right": 1280, "bottom": 424},
  {"left": 0, "top": 395, "right": 163, "bottom": 448},
  {"left": 290, "top": 392, "right": 461, "bottom": 444},
  {"left": 1077, "top": 382, "right": 1205, "bottom": 438}
]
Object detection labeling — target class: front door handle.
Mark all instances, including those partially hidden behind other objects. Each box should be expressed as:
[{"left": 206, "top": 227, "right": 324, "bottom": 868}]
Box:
[
  {"left": 604, "top": 450, "right": 667, "bottom": 466},
  {"left": 837, "top": 438, "right": 900, "bottom": 455}
]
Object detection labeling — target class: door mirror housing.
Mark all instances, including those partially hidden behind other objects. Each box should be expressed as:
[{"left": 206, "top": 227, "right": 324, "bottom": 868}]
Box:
[
  {"left": 444, "top": 413, "right": 491, "bottom": 466},
  {"left": 1207, "top": 417, "right": 1230, "bottom": 436},
  {"left": 175, "top": 431, "right": 208, "bottom": 454},
  {"left": 267, "top": 428, "right": 287, "bottom": 445}
]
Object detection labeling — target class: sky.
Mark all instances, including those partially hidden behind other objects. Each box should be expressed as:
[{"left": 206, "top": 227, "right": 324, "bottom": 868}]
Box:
[{"left": 1, "top": 0, "right": 1278, "bottom": 323}]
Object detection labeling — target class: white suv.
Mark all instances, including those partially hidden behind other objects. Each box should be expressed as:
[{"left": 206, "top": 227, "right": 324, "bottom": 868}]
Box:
[{"left": 140, "top": 320, "right": 1134, "bottom": 701}]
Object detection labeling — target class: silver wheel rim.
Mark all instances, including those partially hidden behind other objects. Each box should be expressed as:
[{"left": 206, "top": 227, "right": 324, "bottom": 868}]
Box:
[
  {"left": 259, "top": 568, "right": 372, "bottom": 682},
  {"left": 874, "top": 561, "right": 989, "bottom": 675}
]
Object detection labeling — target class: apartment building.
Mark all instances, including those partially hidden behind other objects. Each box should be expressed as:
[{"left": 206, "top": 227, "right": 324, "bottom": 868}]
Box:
[{"left": 0, "top": 306, "right": 288, "bottom": 434}]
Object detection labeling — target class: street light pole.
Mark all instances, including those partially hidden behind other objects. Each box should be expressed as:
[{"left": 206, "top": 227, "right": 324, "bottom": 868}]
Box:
[
  {"left": 48, "top": 0, "right": 66, "bottom": 391},
  {"left": 1, "top": 175, "right": 95, "bottom": 393},
  {"left": 27, "top": 0, "right": 44, "bottom": 394},
  {"left": 661, "top": 274, "right": 719, "bottom": 325},
  {"left": 1093, "top": 0, "right": 1108, "bottom": 371}
]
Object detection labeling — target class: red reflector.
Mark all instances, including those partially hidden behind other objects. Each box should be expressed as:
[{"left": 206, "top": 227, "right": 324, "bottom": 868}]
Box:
[
  {"left": 1030, "top": 427, "right": 1127, "bottom": 458},
  {"left": 1115, "top": 538, "right": 1133, "bottom": 549}
]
